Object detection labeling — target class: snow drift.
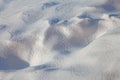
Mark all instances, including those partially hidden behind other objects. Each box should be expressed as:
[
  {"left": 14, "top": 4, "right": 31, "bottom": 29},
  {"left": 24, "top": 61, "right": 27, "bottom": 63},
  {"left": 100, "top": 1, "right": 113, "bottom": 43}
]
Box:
[{"left": 0, "top": 0, "right": 120, "bottom": 80}]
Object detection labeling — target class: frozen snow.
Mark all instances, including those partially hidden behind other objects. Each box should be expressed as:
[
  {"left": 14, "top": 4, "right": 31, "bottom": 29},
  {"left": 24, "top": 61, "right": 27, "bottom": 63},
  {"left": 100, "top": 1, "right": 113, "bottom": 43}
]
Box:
[{"left": 0, "top": 0, "right": 120, "bottom": 80}]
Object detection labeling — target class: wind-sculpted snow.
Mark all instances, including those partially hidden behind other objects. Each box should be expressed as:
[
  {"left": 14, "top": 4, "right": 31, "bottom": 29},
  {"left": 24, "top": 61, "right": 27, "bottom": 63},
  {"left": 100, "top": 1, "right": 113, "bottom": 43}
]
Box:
[{"left": 0, "top": 0, "right": 120, "bottom": 80}]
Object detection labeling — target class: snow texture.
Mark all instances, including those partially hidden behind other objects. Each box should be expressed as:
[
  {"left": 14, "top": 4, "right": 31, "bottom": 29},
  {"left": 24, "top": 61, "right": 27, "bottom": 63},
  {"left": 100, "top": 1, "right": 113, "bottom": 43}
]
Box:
[{"left": 0, "top": 0, "right": 120, "bottom": 80}]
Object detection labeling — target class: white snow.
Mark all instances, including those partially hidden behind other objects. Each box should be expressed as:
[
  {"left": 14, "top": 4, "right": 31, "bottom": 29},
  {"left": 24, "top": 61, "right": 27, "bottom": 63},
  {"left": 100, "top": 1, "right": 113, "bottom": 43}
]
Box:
[{"left": 0, "top": 0, "right": 120, "bottom": 80}]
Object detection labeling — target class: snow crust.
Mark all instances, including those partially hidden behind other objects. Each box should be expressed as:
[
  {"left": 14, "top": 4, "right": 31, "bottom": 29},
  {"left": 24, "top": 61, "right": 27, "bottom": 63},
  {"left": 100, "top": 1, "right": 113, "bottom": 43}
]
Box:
[{"left": 0, "top": 0, "right": 120, "bottom": 80}]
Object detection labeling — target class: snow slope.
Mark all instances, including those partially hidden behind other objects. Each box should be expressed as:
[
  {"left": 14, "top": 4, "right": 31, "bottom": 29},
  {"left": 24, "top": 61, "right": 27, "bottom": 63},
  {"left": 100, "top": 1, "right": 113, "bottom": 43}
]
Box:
[{"left": 0, "top": 0, "right": 120, "bottom": 80}]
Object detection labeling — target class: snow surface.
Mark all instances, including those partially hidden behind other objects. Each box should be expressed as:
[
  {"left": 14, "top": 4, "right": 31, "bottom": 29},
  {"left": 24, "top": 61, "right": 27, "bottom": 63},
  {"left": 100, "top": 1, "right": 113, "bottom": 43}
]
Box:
[{"left": 0, "top": 0, "right": 120, "bottom": 80}]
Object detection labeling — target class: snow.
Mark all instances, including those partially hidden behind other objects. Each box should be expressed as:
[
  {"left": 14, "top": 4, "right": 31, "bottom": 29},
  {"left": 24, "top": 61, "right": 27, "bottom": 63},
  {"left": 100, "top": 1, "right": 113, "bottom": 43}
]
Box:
[{"left": 0, "top": 0, "right": 120, "bottom": 80}]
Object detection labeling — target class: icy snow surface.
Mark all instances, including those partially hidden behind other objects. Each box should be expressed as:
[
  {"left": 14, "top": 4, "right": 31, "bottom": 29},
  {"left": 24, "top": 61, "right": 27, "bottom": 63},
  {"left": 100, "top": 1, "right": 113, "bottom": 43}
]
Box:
[{"left": 0, "top": 0, "right": 120, "bottom": 80}]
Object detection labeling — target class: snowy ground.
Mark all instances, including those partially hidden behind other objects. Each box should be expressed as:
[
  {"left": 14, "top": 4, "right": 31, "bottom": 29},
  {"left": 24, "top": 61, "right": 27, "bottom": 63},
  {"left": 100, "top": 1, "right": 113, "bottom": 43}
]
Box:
[{"left": 0, "top": 0, "right": 120, "bottom": 80}]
